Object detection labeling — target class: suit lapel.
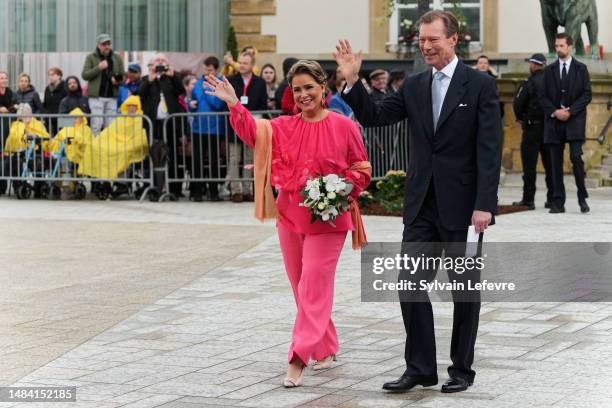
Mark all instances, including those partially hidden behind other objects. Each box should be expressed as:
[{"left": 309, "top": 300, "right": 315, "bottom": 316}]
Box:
[{"left": 435, "top": 61, "right": 468, "bottom": 133}]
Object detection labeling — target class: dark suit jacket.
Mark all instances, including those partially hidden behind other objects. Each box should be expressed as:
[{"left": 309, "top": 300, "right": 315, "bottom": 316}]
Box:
[
  {"left": 228, "top": 74, "right": 268, "bottom": 112},
  {"left": 538, "top": 59, "right": 592, "bottom": 143},
  {"left": 343, "top": 60, "right": 502, "bottom": 230}
]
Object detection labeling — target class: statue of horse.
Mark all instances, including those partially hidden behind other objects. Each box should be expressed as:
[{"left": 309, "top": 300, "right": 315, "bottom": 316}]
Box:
[{"left": 539, "top": 0, "right": 599, "bottom": 56}]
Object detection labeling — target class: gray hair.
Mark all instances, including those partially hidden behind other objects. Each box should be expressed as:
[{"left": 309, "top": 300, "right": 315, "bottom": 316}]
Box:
[{"left": 16, "top": 103, "right": 32, "bottom": 117}]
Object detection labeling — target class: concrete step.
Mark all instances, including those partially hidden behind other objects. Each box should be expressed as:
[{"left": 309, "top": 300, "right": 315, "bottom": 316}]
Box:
[
  {"left": 599, "top": 164, "right": 612, "bottom": 177},
  {"left": 602, "top": 154, "right": 612, "bottom": 166},
  {"left": 586, "top": 169, "right": 608, "bottom": 181},
  {"left": 585, "top": 178, "right": 602, "bottom": 189}
]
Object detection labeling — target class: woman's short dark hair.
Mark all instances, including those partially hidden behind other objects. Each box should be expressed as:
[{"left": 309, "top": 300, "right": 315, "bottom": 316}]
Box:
[
  {"left": 417, "top": 10, "right": 460, "bottom": 38},
  {"left": 287, "top": 60, "right": 327, "bottom": 86}
]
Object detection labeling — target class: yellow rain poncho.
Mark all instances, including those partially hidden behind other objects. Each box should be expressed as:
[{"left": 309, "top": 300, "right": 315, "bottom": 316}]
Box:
[
  {"left": 79, "top": 96, "right": 149, "bottom": 179},
  {"left": 4, "top": 118, "right": 49, "bottom": 153},
  {"left": 49, "top": 108, "right": 92, "bottom": 165}
]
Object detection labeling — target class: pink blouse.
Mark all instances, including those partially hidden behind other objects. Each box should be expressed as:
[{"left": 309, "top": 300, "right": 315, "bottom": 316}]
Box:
[{"left": 229, "top": 103, "right": 370, "bottom": 234}]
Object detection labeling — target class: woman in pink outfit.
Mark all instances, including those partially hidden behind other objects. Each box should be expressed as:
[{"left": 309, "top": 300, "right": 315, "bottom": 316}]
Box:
[{"left": 204, "top": 60, "right": 371, "bottom": 387}]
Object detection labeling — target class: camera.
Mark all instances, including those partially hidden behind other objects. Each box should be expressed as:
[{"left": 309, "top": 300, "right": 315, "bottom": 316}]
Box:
[{"left": 155, "top": 64, "right": 169, "bottom": 74}]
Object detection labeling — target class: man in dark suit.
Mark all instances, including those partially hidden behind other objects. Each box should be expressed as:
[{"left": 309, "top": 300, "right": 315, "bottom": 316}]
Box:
[
  {"left": 228, "top": 52, "right": 268, "bottom": 202},
  {"left": 538, "top": 33, "right": 592, "bottom": 214},
  {"left": 335, "top": 10, "right": 501, "bottom": 393}
]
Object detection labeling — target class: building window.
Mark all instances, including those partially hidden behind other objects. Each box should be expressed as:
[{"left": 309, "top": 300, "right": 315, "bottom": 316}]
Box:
[
  {"left": 0, "top": 0, "right": 228, "bottom": 54},
  {"left": 389, "top": 0, "right": 482, "bottom": 46}
]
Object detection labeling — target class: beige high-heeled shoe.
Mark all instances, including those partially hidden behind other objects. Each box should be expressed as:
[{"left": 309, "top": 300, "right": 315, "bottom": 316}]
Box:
[
  {"left": 312, "top": 354, "right": 336, "bottom": 370},
  {"left": 283, "top": 363, "right": 305, "bottom": 388}
]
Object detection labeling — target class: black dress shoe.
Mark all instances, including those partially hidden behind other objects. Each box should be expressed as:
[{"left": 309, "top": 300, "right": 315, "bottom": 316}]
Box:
[
  {"left": 549, "top": 204, "right": 565, "bottom": 213},
  {"left": 544, "top": 201, "right": 551, "bottom": 209},
  {"left": 382, "top": 374, "right": 438, "bottom": 392},
  {"left": 512, "top": 200, "right": 535, "bottom": 210},
  {"left": 579, "top": 200, "right": 590, "bottom": 213},
  {"left": 441, "top": 376, "right": 472, "bottom": 393},
  {"left": 190, "top": 195, "right": 203, "bottom": 202}
]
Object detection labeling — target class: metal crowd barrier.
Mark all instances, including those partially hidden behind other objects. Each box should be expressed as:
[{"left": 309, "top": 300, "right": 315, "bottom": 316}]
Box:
[
  {"left": 158, "top": 110, "right": 410, "bottom": 201},
  {"left": 361, "top": 119, "right": 410, "bottom": 180},
  {"left": 0, "top": 113, "right": 154, "bottom": 202},
  {"left": 159, "top": 110, "right": 282, "bottom": 202}
]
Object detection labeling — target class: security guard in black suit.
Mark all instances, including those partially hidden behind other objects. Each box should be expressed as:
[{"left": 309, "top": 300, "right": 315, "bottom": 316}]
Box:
[{"left": 512, "top": 53, "right": 552, "bottom": 210}]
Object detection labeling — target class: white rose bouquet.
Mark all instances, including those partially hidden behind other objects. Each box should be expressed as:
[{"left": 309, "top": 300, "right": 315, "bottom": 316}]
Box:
[{"left": 300, "top": 174, "right": 353, "bottom": 226}]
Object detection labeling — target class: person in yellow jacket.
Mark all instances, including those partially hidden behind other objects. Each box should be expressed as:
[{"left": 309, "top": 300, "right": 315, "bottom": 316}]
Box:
[
  {"left": 221, "top": 46, "right": 261, "bottom": 77},
  {"left": 48, "top": 108, "right": 92, "bottom": 166},
  {"left": 78, "top": 95, "right": 149, "bottom": 179},
  {"left": 4, "top": 103, "right": 49, "bottom": 153}
]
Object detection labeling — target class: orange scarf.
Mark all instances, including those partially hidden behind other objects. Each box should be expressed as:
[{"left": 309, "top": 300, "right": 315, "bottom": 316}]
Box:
[{"left": 252, "top": 118, "right": 371, "bottom": 250}]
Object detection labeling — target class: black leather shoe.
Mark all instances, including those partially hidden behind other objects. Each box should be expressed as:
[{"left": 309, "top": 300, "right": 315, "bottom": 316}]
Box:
[
  {"left": 382, "top": 374, "right": 438, "bottom": 392},
  {"left": 512, "top": 200, "right": 535, "bottom": 210},
  {"left": 579, "top": 200, "right": 590, "bottom": 213},
  {"left": 549, "top": 204, "right": 565, "bottom": 213},
  {"left": 544, "top": 201, "right": 551, "bottom": 209},
  {"left": 441, "top": 376, "right": 472, "bottom": 393}
]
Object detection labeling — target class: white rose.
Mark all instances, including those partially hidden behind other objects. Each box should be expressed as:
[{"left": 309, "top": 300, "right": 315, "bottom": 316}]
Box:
[
  {"left": 327, "top": 192, "right": 336, "bottom": 200},
  {"left": 317, "top": 202, "right": 326, "bottom": 210},
  {"left": 308, "top": 188, "right": 321, "bottom": 200},
  {"left": 306, "top": 179, "right": 319, "bottom": 191},
  {"left": 321, "top": 212, "right": 330, "bottom": 221}
]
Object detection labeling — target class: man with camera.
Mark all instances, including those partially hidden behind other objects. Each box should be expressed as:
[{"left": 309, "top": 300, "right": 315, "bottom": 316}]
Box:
[
  {"left": 139, "top": 53, "right": 187, "bottom": 197},
  {"left": 82, "top": 34, "right": 124, "bottom": 134}
]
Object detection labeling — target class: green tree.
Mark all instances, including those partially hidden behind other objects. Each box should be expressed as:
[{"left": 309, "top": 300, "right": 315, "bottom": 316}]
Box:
[{"left": 227, "top": 25, "right": 238, "bottom": 60}]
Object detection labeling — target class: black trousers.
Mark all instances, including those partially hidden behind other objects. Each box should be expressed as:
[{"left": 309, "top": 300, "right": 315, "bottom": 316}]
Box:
[
  {"left": 520, "top": 122, "right": 552, "bottom": 203},
  {"left": 400, "top": 181, "right": 481, "bottom": 383},
  {"left": 548, "top": 128, "right": 588, "bottom": 207},
  {"left": 190, "top": 133, "right": 223, "bottom": 198},
  {"left": 153, "top": 119, "right": 183, "bottom": 196}
]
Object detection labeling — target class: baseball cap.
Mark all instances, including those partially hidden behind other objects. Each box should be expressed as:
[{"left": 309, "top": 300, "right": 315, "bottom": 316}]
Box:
[
  {"left": 128, "top": 63, "right": 141, "bottom": 73},
  {"left": 525, "top": 53, "right": 546, "bottom": 65},
  {"left": 97, "top": 33, "right": 112, "bottom": 44}
]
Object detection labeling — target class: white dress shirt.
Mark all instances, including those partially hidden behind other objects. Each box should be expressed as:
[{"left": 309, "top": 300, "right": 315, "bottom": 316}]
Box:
[
  {"left": 431, "top": 56, "right": 459, "bottom": 102},
  {"left": 559, "top": 56, "right": 573, "bottom": 78},
  {"left": 431, "top": 55, "right": 459, "bottom": 120}
]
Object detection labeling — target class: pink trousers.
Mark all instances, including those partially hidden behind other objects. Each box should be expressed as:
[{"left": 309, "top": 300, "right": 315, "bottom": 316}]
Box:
[{"left": 277, "top": 222, "right": 347, "bottom": 365}]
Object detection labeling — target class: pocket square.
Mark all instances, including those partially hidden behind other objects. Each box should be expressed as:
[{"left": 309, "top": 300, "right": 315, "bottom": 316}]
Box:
[{"left": 459, "top": 103, "right": 468, "bottom": 107}]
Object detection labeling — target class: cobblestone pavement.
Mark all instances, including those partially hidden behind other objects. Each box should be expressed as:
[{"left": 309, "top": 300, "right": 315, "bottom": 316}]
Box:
[{"left": 1, "top": 185, "right": 611, "bottom": 407}]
